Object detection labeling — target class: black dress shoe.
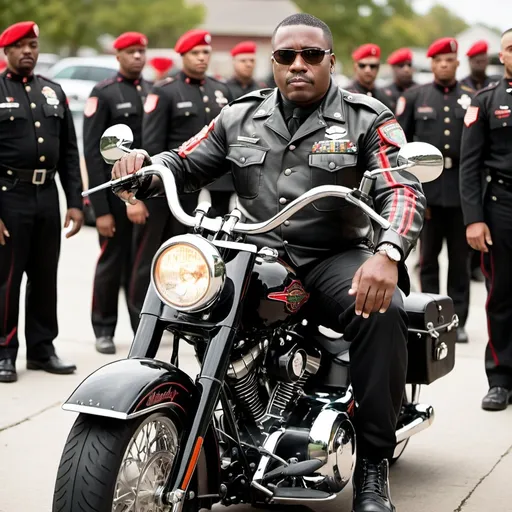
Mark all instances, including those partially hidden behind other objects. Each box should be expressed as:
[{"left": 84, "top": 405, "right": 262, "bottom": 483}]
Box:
[
  {"left": 0, "top": 358, "right": 17, "bottom": 383},
  {"left": 95, "top": 336, "right": 116, "bottom": 354},
  {"left": 456, "top": 327, "right": 469, "bottom": 343},
  {"left": 26, "top": 355, "right": 76, "bottom": 374},
  {"left": 481, "top": 387, "right": 512, "bottom": 411},
  {"left": 352, "top": 458, "right": 395, "bottom": 512}
]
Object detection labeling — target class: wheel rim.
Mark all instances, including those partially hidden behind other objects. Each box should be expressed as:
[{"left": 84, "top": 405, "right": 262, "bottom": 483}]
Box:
[{"left": 112, "top": 413, "right": 179, "bottom": 511}]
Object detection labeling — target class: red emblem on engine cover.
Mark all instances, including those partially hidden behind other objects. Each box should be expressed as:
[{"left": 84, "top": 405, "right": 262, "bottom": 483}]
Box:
[{"left": 267, "top": 279, "right": 310, "bottom": 313}]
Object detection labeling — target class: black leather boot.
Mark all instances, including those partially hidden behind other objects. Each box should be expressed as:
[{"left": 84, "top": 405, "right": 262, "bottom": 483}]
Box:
[{"left": 352, "top": 458, "right": 395, "bottom": 512}]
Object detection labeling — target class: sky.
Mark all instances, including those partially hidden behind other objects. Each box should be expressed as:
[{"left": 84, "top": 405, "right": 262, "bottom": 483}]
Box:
[{"left": 413, "top": 0, "right": 512, "bottom": 32}]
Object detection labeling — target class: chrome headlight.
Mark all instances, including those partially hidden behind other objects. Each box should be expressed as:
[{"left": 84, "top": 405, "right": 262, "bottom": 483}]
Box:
[{"left": 151, "top": 235, "right": 226, "bottom": 312}]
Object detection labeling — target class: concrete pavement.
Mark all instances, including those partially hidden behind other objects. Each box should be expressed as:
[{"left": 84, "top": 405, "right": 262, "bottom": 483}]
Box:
[{"left": 1, "top": 198, "right": 512, "bottom": 512}]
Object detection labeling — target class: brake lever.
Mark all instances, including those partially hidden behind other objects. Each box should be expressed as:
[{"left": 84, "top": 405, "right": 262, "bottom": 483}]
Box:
[{"left": 81, "top": 171, "right": 143, "bottom": 197}]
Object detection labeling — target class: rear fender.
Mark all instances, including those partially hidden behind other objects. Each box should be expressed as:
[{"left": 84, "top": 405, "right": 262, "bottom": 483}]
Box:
[{"left": 62, "top": 358, "right": 220, "bottom": 497}]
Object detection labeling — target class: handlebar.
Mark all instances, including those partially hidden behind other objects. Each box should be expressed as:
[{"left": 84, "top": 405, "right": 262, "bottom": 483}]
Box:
[{"left": 82, "top": 164, "right": 392, "bottom": 235}]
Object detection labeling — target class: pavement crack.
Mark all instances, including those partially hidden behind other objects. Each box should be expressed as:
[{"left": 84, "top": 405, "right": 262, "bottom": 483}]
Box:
[
  {"left": 0, "top": 401, "right": 61, "bottom": 433},
  {"left": 454, "top": 443, "right": 512, "bottom": 511}
]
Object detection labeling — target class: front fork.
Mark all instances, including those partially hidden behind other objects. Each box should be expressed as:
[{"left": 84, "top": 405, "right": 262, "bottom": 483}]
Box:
[{"left": 161, "top": 250, "right": 256, "bottom": 509}]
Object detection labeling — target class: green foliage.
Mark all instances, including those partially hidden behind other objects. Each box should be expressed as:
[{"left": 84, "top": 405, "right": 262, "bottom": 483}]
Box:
[{"left": 0, "top": 0, "right": 205, "bottom": 55}]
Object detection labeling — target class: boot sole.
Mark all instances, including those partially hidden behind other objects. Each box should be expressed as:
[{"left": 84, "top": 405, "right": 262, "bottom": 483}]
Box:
[
  {"left": 481, "top": 401, "right": 509, "bottom": 411},
  {"left": 95, "top": 346, "right": 116, "bottom": 355},
  {"left": 0, "top": 374, "right": 17, "bottom": 383},
  {"left": 26, "top": 361, "right": 76, "bottom": 374}
]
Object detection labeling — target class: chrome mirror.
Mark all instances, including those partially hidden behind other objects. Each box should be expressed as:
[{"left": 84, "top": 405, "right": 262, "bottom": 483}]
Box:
[
  {"left": 397, "top": 142, "right": 443, "bottom": 183},
  {"left": 100, "top": 124, "right": 134, "bottom": 164}
]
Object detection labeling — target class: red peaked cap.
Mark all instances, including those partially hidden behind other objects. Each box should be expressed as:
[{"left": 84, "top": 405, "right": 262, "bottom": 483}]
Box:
[
  {"left": 352, "top": 43, "right": 381, "bottom": 61},
  {"left": 427, "top": 37, "right": 458, "bottom": 58},
  {"left": 149, "top": 57, "right": 173, "bottom": 73},
  {"left": 175, "top": 29, "right": 212, "bottom": 55},
  {"left": 467, "top": 40, "right": 488, "bottom": 57},
  {"left": 0, "top": 21, "right": 39, "bottom": 48},
  {"left": 113, "top": 32, "right": 148, "bottom": 50},
  {"left": 231, "top": 41, "right": 257, "bottom": 56},
  {"left": 387, "top": 48, "right": 413, "bottom": 65}
]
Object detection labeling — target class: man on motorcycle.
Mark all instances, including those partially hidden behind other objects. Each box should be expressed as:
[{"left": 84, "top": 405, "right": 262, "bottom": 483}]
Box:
[{"left": 111, "top": 13, "right": 426, "bottom": 512}]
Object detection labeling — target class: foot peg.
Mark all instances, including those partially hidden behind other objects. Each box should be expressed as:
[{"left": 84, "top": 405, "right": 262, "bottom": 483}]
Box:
[
  {"left": 262, "top": 459, "right": 324, "bottom": 483},
  {"left": 395, "top": 403, "right": 434, "bottom": 445}
]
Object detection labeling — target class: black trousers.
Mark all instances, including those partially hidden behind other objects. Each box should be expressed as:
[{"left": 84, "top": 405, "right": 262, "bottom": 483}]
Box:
[
  {"left": 0, "top": 181, "right": 61, "bottom": 362},
  {"left": 299, "top": 249, "right": 408, "bottom": 461},
  {"left": 419, "top": 205, "right": 470, "bottom": 326},
  {"left": 482, "top": 183, "right": 512, "bottom": 389},
  {"left": 91, "top": 196, "right": 138, "bottom": 338},
  {"left": 129, "top": 193, "right": 198, "bottom": 326}
]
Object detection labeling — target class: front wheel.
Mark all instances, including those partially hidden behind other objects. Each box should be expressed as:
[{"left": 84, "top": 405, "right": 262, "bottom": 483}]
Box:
[{"left": 53, "top": 411, "right": 194, "bottom": 512}]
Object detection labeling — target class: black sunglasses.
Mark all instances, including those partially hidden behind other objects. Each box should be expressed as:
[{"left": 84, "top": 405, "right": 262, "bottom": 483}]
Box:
[
  {"left": 272, "top": 48, "right": 332, "bottom": 65},
  {"left": 395, "top": 61, "right": 412, "bottom": 68},
  {"left": 357, "top": 62, "right": 380, "bottom": 70}
]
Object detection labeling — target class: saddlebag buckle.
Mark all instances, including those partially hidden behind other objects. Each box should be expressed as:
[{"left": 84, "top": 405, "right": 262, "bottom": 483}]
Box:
[{"left": 32, "top": 169, "right": 47, "bottom": 185}]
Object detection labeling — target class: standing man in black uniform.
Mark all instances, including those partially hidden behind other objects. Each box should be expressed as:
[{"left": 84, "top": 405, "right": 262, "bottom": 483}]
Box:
[
  {"left": 461, "top": 40, "right": 501, "bottom": 93},
  {"left": 460, "top": 28, "right": 512, "bottom": 410},
  {"left": 83, "top": 31, "right": 152, "bottom": 354},
  {"left": 396, "top": 37, "right": 472, "bottom": 344},
  {"left": 460, "top": 40, "right": 501, "bottom": 283},
  {"left": 0, "top": 21, "right": 83, "bottom": 382},
  {"left": 226, "top": 41, "right": 267, "bottom": 100},
  {"left": 130, "top": 29, "right": 232, "bottom": 320},
  {"left": 383, "top": 48, "right": 417, "bottom": 113},
  {"left": 346, "top": 43, "right": 394, "bottom": 110}
]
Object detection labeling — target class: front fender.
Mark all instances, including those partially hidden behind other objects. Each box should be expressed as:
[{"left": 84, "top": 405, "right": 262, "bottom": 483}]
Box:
[
  {"left": 63, "top": 358, "right": 196, "bottom": 420},
  {"left": 62, "top": 358, "right": 221, "bottom": 499}
]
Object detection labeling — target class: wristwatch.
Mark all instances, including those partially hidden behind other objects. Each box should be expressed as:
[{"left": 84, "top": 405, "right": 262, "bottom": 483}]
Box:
[{"left": 376, "top": 243, "right": 402, "bottom": 263}]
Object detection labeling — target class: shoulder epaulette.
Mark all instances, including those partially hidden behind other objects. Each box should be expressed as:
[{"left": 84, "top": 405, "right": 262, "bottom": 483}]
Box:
[
  {"left": 475, "top": 81, "right": 500, "bottom": 97},
  {"left": 36, "top": 74, "right": 63, "bottom": 87},
  {"left": 154, "top": 76, "right": 175, "bottom": 88},
  {"left": 231, "top": 88, "right": 274, "bottom": 103},
  {"left": 95, "top": 77, "right": 116, "bottom": 89},
  {"left": 460, "top": 84, "right": 475, "bottom": 93},
  {"left": 342, "top": 90, "right": 388, "bottom": 114}
]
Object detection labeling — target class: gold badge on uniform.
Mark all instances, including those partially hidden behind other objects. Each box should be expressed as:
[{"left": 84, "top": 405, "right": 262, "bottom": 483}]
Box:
[{"left": 41, "top": 86, "right": 59, "bottom": 106}]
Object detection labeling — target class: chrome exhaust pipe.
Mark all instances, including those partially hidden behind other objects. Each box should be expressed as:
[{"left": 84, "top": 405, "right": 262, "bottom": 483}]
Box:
[{"left": 395, "top": 403, "right": 434, "bottom": 444}]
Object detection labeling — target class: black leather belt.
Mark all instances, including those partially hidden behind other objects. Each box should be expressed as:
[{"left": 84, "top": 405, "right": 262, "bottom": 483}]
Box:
[
  {"left": 489, "top": 170, "right": 512, "bottom": 189},
  {"left": 0, "top": 165, "right": 56, "bottom": 185}
]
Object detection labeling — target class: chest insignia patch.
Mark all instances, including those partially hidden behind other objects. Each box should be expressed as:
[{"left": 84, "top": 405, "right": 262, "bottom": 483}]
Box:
[
  {"left": 84, "top": 96, "right": 98, "bottom": 117},
  {"left": 41, "top": 85, "right": 59, "bottom": 106},
  {"left": 417, "top": 106, "right": 434, "bottom": 114},
  {"left": 312, "top": 140, "right": 357, "bottom": 154},
  {"left": 325, "top": 125, "right": 348, "bottom": 140},
  {"left": 144, "top": 94, "right": 159, "bottom": 113},
  {"left": 457, "top": 94, "right": 472, "bottom": 110},
  {"left": 494, "top": 107, "right": 511, "bottom": 119},
  {"left": 215, "top": 90, "right": 228, "bottom": 106}
]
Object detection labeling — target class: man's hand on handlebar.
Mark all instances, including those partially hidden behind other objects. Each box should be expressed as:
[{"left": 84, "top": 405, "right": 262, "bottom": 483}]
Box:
[{"left": 111, "top": 150, "right": 150, "bottom": 204}]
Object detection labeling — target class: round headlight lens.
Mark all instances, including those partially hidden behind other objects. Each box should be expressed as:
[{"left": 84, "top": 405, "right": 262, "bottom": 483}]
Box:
[{"left": 154, "top": 243, "right": 211, "bottom": 308}]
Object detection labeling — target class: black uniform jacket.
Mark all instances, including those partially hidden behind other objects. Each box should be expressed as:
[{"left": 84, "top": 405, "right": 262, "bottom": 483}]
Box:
[
  {"left": 226, "top": 77, "right": 267, "bottom": 100},
  {"left": 137, "top": 80, "right": 425, "bottom": 274},
  {"left": 460, "top": 78, "right": 512, "bottom": 225},
  {"left": 142, "top": 71, "right": 233, "bottom": 192},
  {"left": 83, "top": 72, "right": 152, "bottom": 218},
  {"left": 396, "top": 81, "right": 474, "bottom": 208},
  {"left": 383, "top": 81, "right": 417, "bottom": 113},
  {"left": 346, "top": 80, "right": 394, "bottom": 110},
  {"left": 0, "top": 70, "right": 81, "bottom": 209}
]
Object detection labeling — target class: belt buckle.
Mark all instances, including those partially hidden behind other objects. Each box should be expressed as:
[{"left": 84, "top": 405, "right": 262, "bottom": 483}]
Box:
[{"left": 32, "top": 169, "right": 47, "bottom": 185}]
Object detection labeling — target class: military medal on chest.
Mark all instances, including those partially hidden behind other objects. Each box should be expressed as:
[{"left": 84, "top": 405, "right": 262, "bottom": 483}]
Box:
[{"left": 41, "top": 85, "right": 60, "bottom": 106}]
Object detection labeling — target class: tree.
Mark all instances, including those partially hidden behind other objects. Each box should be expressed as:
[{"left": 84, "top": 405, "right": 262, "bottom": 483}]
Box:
[{"left": 0, "top": 0, "right": 205, "bottom": 55}]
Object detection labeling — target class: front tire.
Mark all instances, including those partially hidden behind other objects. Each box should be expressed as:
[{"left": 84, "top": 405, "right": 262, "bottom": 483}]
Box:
[{"left": 53, "top": 411, "right": 192, "bottom": 512}]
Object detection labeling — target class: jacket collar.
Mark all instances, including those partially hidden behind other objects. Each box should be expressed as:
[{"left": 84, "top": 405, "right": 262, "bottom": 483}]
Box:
[{"left": 253, "top": 80, "right": 345, "bottom": 142}]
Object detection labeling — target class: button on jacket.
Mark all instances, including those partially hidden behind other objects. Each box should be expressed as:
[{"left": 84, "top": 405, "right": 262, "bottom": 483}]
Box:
[
  {"left": 139, "top": 80, "right": 426, "bottom": 268},
  {"left": 396, "top": 81, "right": 474, "bottom": 207}
]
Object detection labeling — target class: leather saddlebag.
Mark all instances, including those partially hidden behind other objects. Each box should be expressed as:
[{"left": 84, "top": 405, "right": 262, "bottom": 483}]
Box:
[{"left": 404, "top": 292, "right": 458, "bottom": 385}]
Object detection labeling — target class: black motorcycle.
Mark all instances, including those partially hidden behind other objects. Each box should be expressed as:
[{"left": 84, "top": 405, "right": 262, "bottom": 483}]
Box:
[{"left": 52, "top": 125, "right": 458, "bottom": 511}]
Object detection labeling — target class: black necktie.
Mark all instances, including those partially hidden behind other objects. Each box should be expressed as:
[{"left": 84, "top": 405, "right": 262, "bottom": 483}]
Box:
[{"left": 287, "top": 107, "right": 301, "bottom": 136}]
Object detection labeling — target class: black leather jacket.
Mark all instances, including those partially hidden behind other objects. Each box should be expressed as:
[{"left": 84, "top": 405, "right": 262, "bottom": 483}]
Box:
[{"left": 138, "top": 80, "right": 426, "bottom": 269}]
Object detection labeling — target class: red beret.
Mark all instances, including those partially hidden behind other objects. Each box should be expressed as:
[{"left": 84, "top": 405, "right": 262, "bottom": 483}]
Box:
[
  {"left": 352, "top": 43, "right": 381, "bottom": 61},
  {"left": 387, "top": 48, "right": 413, "bottom": 66},
  {"left": 149, "top": 57, "right": 173, "bottom": 73},
  {"left": 231, "top": 41, "right": 257, "bottom": 57},
  {"left": 113, "top": 32, "right": 148, "bottom": 50},
  {"left": 0, "top": 21, "right": 39, "bottom": 48},
  {"left": 427, "top": 37, "right": 458, "bottom": 58},
  {"left": 175, "top": 29, "right": 212, "bottom": 55},
  {"left": 467, "top": 40, "right": 488, "bottom": 57}
]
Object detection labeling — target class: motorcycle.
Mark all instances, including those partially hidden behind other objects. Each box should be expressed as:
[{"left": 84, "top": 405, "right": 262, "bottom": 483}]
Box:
[{"left": 52, "top": 125, "right": 458, "bottom": 512}]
